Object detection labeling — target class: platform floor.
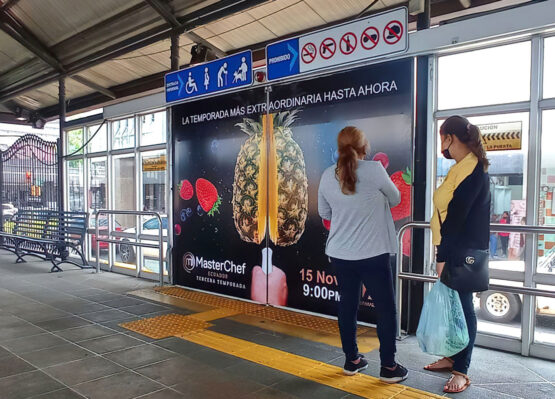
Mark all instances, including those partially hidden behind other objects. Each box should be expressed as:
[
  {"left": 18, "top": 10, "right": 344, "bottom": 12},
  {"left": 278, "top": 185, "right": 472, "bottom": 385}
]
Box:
[{"left": 0, "top": 252, "right": 553, "bottom": 399}]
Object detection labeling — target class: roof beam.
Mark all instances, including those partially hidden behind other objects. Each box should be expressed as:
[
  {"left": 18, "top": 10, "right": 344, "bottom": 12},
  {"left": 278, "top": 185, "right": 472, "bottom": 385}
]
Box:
[
  {"left": 0, "top": 10, "right": 64, "bottom": 71},
  {"left": 0, "top": 0, "right": 21, "bottom": 11},
  {"left": 71, "top": 75, "right": 116, "bottom": 99},
  {"left": 143, "top": 0, "right": 226, "bottom": 58}
]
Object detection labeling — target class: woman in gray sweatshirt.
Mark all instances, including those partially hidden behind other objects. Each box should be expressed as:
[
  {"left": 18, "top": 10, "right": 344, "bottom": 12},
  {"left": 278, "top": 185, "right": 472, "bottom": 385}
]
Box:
[{"left": 318, "top": 126, "right": 408, "bottom": 383}]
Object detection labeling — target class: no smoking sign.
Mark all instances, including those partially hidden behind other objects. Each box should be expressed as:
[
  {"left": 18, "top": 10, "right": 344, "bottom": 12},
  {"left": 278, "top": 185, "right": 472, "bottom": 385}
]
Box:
[{"left": 301, "top": 42, "right": 317, "bottom": 64}]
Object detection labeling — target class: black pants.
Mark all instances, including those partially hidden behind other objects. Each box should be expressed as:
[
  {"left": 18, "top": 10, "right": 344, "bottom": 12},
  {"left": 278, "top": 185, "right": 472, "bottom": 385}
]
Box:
[
  {"left": 331, "top": 253, "right": 397, "bottom": 367},
  {"left": 451, "top": 291, "right": 477, "bottom": 374},
  {"left": 500, "top": 235, "right": 509, "bottom": 256}
]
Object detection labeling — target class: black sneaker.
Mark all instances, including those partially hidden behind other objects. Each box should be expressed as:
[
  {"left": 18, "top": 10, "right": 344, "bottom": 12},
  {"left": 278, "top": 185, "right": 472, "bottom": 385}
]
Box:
[
  {"left": 380, "top": 363, "right": 408, "bottom": 383},
  {"left": 343, "top": 354, "right": 368, "bottom": 376}
]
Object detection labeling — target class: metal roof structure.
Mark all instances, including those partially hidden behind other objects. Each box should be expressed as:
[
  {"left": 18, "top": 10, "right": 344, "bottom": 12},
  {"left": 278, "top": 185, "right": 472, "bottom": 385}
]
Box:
[{"left": 0, "top": 0, "right": 532, "bottom": 125}]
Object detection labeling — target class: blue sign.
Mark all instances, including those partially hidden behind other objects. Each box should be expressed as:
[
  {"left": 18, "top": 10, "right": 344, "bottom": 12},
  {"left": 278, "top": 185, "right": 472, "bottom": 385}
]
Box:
[
  {"left": 266, "top": 38, "right": 299, "bottom": 81},
  {"left": 165, "top": 50, "right": 253, "bottom": 103}
]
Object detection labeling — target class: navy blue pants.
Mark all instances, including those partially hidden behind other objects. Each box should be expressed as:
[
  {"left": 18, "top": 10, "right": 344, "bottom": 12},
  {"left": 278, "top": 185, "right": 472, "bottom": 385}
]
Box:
[
  {"left": 451, "top": 291, "right": 477, "bottom": 374},
  {"left": 331, "top": 254, "right": 397, "bottom": 367}
]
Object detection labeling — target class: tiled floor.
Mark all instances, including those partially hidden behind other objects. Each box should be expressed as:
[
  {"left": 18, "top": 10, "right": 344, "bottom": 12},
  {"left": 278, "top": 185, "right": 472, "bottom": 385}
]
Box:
[{"left": 0, "top": 252, "right": 553, "bottom": 399}]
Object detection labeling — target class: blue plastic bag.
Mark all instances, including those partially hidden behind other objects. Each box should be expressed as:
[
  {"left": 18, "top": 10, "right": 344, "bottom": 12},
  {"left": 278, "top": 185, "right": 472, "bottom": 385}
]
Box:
[{"left": 416, "top": 281, "right": 469, "bottom": 357}]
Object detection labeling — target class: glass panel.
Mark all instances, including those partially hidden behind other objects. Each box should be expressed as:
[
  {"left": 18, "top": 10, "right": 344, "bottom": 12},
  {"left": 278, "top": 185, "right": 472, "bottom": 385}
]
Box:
[
  {"left": 67, "top": 159, "right": 84, "bottom": 211},
  {"left": 534, "top": 286, "right": 555, "bottom": 345},
  {"left": 141, "top": 150, "right": 166, "bottom": 214},
  {"left": 87, "top": 123, "right": 107, "bottom": 153},
  {"left": 436, "top": 113, "right": 529, "bottom": 340},
  {"left": 539, "top": 110, "right": 555, "bottom": 273},
  {"left": 88, "top": 157, "right": 107, "bottom": 215},
  {"left": 112, "top": 117, "right": 135, "bottom": 150},
  {"left": 113, "top": 155, "right": 136, "bottom": 267},
  {"left": 438, "top": 42, "right": 531, "bottom": 110},
  {"left": 67, "top": 128, "right": 83, "bottom": 155},
  {"left": 544, "top": 37, "right": 555, "bottom": 99},
  {"left": 140, "top": 111, "right": 166, "bottom": 146}
]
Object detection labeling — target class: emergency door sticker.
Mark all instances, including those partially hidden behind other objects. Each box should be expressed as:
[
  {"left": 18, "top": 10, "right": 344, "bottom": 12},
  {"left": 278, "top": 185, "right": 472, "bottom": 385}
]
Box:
[
  {"left": 340, "top": 32, "right": 357, "bottom": 55},
  {"left": 361, "top": 27, "right": 379, "bottom": 50},
  {"left": 383, "top": 20, "right": 403, "bottom": 45},
  {"left": 319, "top": 38, "right": 336, "bottom": 60},
  {"left": 301, "top": 42, "right": 317, "bottom": 64},
  {"left": 478, "top": 121, "right": 522, "bottom": 151}
]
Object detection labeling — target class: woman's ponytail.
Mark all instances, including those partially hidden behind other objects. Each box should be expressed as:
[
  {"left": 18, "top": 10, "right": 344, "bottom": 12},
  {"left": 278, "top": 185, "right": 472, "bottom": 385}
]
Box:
[
  {"left": 467, "top": 124, "right": 490, "bottom": 172},
  {"left": 335, "top": 126, "right": 368, "bottom": 195}
]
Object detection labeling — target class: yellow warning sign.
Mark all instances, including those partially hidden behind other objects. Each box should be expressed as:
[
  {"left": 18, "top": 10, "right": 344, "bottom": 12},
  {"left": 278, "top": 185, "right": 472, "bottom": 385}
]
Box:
[
  {"left": 478, "top": 121, "right": 522, "bottom": 151},
  {"left": 142, "top": 155, "right": 166, "bottom": 171}
]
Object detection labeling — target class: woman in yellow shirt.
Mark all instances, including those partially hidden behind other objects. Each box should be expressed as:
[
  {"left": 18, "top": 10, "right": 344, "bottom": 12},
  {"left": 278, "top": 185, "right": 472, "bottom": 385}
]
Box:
[{"left": 425, "top": 116, "right": 491, "bottom": 394}]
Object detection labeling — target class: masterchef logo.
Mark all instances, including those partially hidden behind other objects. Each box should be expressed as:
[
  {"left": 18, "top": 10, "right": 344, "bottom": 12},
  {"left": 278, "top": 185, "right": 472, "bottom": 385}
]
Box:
[
  {"left": 182, "top": 252, "right": 246, "bottom": 275},
  {"left": 182, "top": 252, "right": 196, "bottom": 273}
]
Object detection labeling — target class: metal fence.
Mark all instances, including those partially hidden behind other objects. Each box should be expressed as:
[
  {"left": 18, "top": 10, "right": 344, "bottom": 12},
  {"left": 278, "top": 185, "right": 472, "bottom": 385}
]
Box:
[
  {"left": 395, "top": 222, "right": 555, "bottom": 338},
  {"left": 0, "top": 134, "right": 60, "bottom": 233}
]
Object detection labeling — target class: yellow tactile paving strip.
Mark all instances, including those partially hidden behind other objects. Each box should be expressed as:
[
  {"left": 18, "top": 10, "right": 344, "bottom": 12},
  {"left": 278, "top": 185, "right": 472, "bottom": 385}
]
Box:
[
  {"left": 155, "top": 286, "right": 369, "bottom": 336},
  {"left": 178, "top": 330, "right": 444, "bottom": 399},
  {"left": 120, "top": 313, "right": 212, "bottom": 339}
]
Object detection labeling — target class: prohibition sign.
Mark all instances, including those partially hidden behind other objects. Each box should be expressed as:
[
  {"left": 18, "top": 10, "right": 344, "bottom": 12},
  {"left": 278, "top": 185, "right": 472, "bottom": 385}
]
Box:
[
  {"left": 319, "top": 37, "right": 336, "bottom": 60},
  {"left": 360, "top": 26, "right": 379, "bottom": 50},
  {"left": 301, "top": 42, "right": 317, "bottom": 64},
  {"left": 383, "top": 20, "right": 403, "bottom": 45},
  {"left": 340, "top": 32, "right": 357, "bottom": 55}
]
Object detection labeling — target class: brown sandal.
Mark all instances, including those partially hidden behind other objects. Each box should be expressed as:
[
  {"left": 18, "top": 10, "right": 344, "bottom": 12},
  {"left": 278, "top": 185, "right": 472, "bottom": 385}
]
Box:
[
  {"left": 443, "top": 371, "right": 471, "bottom": 393},
  {"left": 423, "top": 357, "right": 454, "bottom": 372}
]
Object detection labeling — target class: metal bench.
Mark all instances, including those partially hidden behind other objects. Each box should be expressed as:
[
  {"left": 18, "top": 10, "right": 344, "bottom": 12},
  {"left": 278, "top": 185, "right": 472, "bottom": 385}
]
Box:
[{"left": 0, "top": 209, "right": 90, "bottom": 272}]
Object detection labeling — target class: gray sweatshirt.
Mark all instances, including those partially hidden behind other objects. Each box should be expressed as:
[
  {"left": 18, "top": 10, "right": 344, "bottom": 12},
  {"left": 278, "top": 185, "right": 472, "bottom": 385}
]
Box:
[{"left": 318, "top": 160, "right": 401, "bottom": 260}]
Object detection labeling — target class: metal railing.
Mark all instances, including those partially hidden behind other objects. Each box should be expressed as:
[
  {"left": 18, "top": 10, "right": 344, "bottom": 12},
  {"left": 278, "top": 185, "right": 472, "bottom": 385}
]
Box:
[
  {"left": 395, "top": 222, "right": 555, "bottom": 337},
  {"left": 94, "top": 210, "right": 165, "bottom": 286}
]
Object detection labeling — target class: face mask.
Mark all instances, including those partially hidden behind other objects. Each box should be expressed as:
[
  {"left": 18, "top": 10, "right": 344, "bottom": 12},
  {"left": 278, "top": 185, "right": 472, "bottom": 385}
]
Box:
[{"left": 441, "top": 136, "right": 453, "bottom": 159}]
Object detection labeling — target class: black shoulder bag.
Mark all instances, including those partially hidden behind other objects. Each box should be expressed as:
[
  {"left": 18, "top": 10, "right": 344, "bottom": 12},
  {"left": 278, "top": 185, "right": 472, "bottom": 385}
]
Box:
[{"left": 437, "top": 210, "right": 490, "bottom": 292}]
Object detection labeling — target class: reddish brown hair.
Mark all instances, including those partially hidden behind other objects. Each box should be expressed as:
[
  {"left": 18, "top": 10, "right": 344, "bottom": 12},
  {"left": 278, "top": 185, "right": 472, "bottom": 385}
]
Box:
[{"left": 335, "top": 126, "right": 368, "bottom": 195}]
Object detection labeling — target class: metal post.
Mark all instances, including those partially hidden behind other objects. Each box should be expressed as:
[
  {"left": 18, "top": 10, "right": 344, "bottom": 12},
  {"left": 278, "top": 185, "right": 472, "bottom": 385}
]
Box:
[
  {"left": 0, "top": 153, "right": 3, "bottom": 231},
  {"left": 158, "top": 213, "right": 164, "bottom": 286},
  {"left": 95, "top": 214, "right": 100, "bottom": 273},
  {"left": 58, "top": 77, "right": 65, "bottom": 212},
  {"left": 170, "top": 31, "right": 180, "bottom": 71}
]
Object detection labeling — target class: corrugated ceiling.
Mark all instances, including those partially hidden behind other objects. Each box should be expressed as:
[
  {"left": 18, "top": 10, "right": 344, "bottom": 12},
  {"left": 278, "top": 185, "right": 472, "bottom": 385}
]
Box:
[{"left": 0, "top": 0, "right": 527, "bottom": 117}]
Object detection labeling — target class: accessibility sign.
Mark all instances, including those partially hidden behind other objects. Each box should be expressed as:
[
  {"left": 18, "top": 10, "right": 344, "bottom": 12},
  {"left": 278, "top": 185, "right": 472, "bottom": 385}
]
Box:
[
  {"left": 266, "top": 7, "right": 407, "bottom": 81},
  {"left": 478, "top": 121, "right": 522, "bottom": 151},
  {"left": 165, "top": 50, "right": 253, "bottom": 103}
]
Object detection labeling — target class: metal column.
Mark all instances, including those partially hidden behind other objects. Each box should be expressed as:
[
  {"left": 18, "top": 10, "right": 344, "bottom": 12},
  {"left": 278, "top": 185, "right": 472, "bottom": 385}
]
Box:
[
  {"left": 404, "top": 0, "right": 431, "bottom": 333},
  {"left": 170, "top": 30, "right": 180, "bottom": 71},
  {"left": 58, "top": 77, "right": 65, "bottom": 212}
]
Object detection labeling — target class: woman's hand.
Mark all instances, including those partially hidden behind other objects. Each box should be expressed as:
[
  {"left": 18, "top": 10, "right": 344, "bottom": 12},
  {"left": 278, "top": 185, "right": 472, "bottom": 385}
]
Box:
[{"left": 436, "top": 262, "right": 445, "bottom": 277}]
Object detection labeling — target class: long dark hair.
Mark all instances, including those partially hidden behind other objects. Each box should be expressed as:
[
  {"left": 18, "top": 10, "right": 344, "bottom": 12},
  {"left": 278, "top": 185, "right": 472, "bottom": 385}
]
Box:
[
  {"left": 335, "top": 126, "right": 368, "bottom": 195},
  {"left": 440, "top": 115, "right": 490, "bottom": 171}
]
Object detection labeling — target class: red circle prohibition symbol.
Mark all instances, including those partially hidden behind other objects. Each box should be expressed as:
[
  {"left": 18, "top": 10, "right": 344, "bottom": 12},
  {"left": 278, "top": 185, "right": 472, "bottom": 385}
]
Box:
[
  {"left": 383, "top": 20, "right": 403, "bottom": 45},
  {"left": 360, "top": 26, "right": 379, "bottom": 50},
  {"left": 340, "top": 32, "right": 357, "bottom": 55},
  {"left": 319, "top": 37, "right": 336, "bottom": 59},
  {"left": 301, "top": 42, "right": 317, "bottom": 64}
]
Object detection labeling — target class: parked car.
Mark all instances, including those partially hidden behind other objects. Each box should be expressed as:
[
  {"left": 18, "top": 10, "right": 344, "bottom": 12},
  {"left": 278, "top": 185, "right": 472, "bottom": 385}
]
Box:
[
  {"left": 90, "top": 217, "right": 122, "bottom": 253},
  {"left": 2, "top": 203, "right": 18, "bottom": 220},
  {"left": 118, "top": 216, "right": 168, "bottom": 264},
  {"left": 477, "top": 250, "right": 555, "bottom": 322}
]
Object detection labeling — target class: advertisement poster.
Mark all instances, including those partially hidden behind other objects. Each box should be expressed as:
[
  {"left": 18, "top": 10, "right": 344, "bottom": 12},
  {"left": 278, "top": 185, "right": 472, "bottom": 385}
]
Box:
[{"left": 172, "top": 58, "right": 413, "bottom": 323}]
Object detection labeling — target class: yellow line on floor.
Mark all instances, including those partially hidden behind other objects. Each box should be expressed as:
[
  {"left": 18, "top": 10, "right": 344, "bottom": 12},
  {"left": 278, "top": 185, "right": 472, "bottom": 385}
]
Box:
[
  {"left": 131, "top": 287, "right": 380, "bottom": 351},
  {"left": 177, "top": 330, "right": 443, "bottom": 399}
]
